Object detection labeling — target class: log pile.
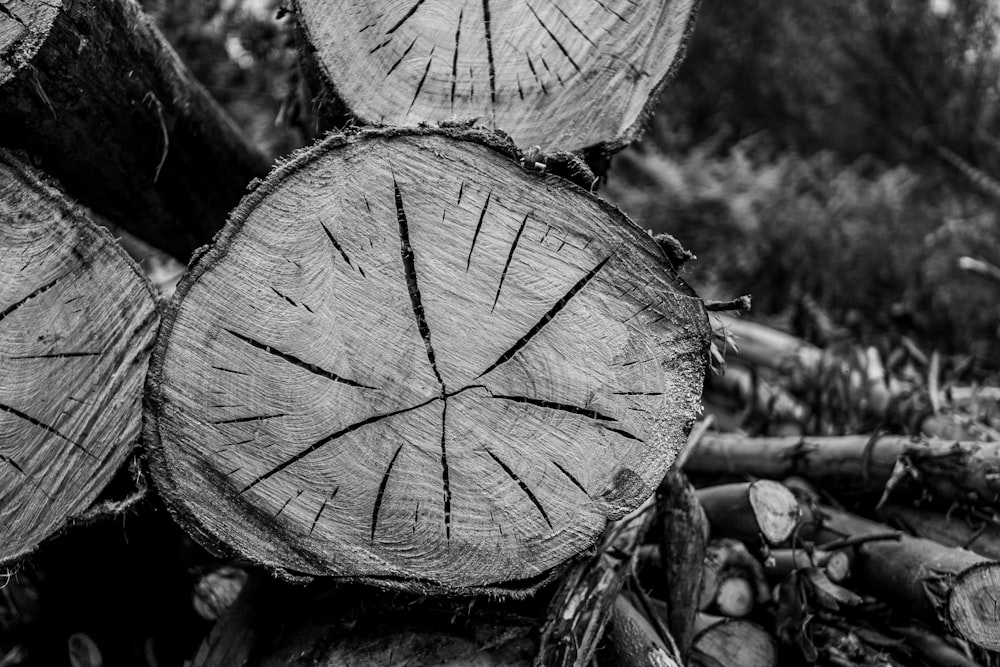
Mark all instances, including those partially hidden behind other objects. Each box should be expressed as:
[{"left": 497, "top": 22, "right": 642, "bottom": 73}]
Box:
[
  {"left": 601, "top": 314, "right": 1000, "bottom": 666},
  {"left": 3, "top": 0, "right": 1000, "bottom": 665}
]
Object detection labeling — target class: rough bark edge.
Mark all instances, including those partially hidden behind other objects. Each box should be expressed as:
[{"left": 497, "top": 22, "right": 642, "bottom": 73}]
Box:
[
  {"left": 143, "top": 125, "right": 707, "bottom": 595},
  {"left": 0, "top": 149, "right": 160, "bottom": 569},
  {"left": 288, "top": 1, "right": 701, "bottom": 158}
]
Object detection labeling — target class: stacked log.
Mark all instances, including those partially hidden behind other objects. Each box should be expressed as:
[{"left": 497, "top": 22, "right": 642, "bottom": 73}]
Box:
[
  {"left": 144, "top": 127, "right": 710, "bottom": 594},
  {"left": 0, "top": 150, "right": 157, "bottom": 563}
]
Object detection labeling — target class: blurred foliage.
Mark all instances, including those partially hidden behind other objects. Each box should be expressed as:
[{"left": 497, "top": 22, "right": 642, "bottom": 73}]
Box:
[
  {"left": 608, "top": 0, "right": 1000, "bottom": 365},
  {"left": 142, "top": 0, "right": 304, "bottom": 160},
  {"left": 652, "top": 0, "right": 1000, "bottom": 169}
]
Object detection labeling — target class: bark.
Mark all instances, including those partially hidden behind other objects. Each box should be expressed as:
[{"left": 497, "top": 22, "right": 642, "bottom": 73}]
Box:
[
  {"left": 535, "top": 498, "right": 655, "bottom": 667},
  {"left": 0, "top": 0, "right": 270, "bottom": 260},
  {"left": 700, "top": 539, "right": 770, "bottom": 617},
  {"left": 0, "top": 150, "right": 158, "bottom": 564},
  {"left": 813, "top": 506, "right": 1000, "bottom": 651},
  {"left": 689, "top": 615, "right": 777, "bottom": 667},
  {"left": 144, "top": 127, "right": 710, "bottom": 593},
  {"left": 606, "top": 594, "right": 682, "bottom": 667},
  {"left": 656, "top": 470, "right": 708, "bottom": 657},
  {"left": 696, "top": 480, "right": 800, "bottom": 546},
  {"left": 290, "top": 0, "right": 700, "bottom": 154},
  {"left": 767, "top": 548, "right": 852, "bottom": 584},
  {"left": 880, "top": 504, "right": 1000, "bottom": 561},
  {"left": 686, "top": 433, "right": 1000, "bottom": 507}
]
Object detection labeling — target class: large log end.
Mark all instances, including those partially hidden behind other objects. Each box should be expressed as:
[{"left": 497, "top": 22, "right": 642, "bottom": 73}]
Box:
[{"left": 145, "top": 127, "right": 709, "bottom": 593}]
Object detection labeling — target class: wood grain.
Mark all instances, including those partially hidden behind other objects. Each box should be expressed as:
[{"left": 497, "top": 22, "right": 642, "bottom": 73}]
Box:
[
  {"left": 0, "top": 150, "right": 158, "bottom": 564},
  {"left": 146, "top": 127, "right": 709, "bottom": 593},
  {"left": 294, "top": 0, "right": 698, "bottom": 153}
]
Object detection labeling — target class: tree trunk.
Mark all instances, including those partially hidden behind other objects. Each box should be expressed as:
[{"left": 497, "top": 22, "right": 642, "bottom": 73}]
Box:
[
  {"left": 0, "top": 150, "right": 158, "bottom": 564},
  {"left": 291, "top": 0, "right": 699, "bottom": 154},
  {"left": 813, "top": 506, "right": 1000, "bottom": 651},
  {"left": 144, "top": 127, "right": 710, "bottom": 594},
  {"left": 0, "top": 0, "right": 270, "bottom": 260},
  {"left": 686, "top": 432, "right": 1000, "bottom": 507}
]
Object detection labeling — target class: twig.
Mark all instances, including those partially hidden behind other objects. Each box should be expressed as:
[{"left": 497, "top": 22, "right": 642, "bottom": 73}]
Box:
[
  {"left": 820, "top": 531, "right": 902, "bottom": 551},
  {"left": 705, "top": 295, "right": 752, "bottom": 313}
]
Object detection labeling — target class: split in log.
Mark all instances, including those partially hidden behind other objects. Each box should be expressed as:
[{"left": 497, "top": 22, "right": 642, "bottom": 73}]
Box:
[
  {"left": 880, "top": 504, "right": 1000, "bottom": 562},
  {"left": 686, "top": 433, "right": 1000, "bottom": 508},
  {"left": 292, "top": 0, "right": 699, "bottom": 154},
  {"left": 813, "top": 505, "right": 1000, "bottom": 651},
  {"left": 689, "top": 614, "right": 777, "bottom": 667},
  {"left": 144, "top": 127, "right": 710, "bottom": 593},
  {"left": 696, "top": 480, "right": 799, "bottom": 546},
  {"left": 0, "top": 0, "right": 270, "bottom": 260},
  {"left": 0, "top": 150, "right": 158, "bottom": 564},
  {"left": 606, "top": 593, "right": 682, "bottom": 667}
]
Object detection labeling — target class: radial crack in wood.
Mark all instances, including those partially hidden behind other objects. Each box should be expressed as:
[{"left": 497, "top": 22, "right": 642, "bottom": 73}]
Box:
[
  {"left": 145, "top": 127, "right": 709, "bottom": 593},
  {"left": 0, "top": 150, "right": 158, "bottom": 564},
  {"left": 293, "top": 0, "right": 699, "bottom": 153}
]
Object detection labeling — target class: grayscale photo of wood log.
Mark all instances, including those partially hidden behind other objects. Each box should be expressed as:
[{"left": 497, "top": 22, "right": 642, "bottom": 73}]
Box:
[{"left": 4, "top": 0, "right": 1000, "bottom": 665}]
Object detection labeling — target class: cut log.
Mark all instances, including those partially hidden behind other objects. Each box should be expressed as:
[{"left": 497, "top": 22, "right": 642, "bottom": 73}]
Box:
[
  {"left": 689, "top": 615, "right": 777, "bottom": 667},
  {"left": 696, "top": 480, "right": 799, "bottom": 546},
  {"left": 813, "top": 506, "right": 1000, "bottom": 651},
  {"left": 0, "top": 0, "right": 270, "bottom": 260},
  {"left": 687, "top": 433, "right": 1000, "bottom": 507},
  {"left": 144, "top": 127, "right": 709, "bottom": 593},
  {"left": 0, "top": 150, "right": 158, "bottom": 564},
  {"left": 292, "top": 0, "right": 699, "bottom": 154},
  {"left": 700, "top": 539, "right": 770, "bottom": 617},
  {"left": 880, "top": 504, "right": 1000, "bottom": 561},
  {"left": 767, "top": 548, "right": 852, "bottom": 584}
]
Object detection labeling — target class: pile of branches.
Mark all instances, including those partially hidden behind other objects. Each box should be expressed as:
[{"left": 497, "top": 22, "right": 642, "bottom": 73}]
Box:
[{"left": 544, "top": 312, "right": 1000, "bottom": 666}]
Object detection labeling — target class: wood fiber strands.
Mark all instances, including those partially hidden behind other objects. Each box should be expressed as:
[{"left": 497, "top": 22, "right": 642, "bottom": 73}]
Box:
[
  {"left": 0, "top": 150, "right": 158, "bottom": 564},
  {"left": 146, "top": 128, "right": 709, "bottom": 593},
  {"left": 0, "top": 0, "right": 270, "bottom": 260},
  {"left": 293, "top": 0, "right": 699, "bottom": 153}
]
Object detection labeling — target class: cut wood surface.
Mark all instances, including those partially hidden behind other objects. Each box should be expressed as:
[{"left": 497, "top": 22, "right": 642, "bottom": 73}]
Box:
[
  {"left": 689, "top": 615, "right": 777, "bottom": 667},
  {"left": 696, "top": 480, "right": 799, "bottom": 545},
  {"left": 814, "top": 506, "right": 1000, "bottom": 651},
  {"left": 0, "top": 150, "right": 158, "bottom": 564},
  {"left": 0, "top": 0, "right": 270, "bottom": 260},
  {"left": 146, "top": 127, "right": 709, "bottom": 592},
  {"left": 687, "top": 432, "right": 1000, "bottom": 506},
  {"left": 880, "top": 504, "right": 1000, "bottom": 561},
  {"left": 293, "top": 0, "right": 698, "bottom": 153},
  {"left": 606, "top": 594, "right": 682, "bottom": 667}
]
